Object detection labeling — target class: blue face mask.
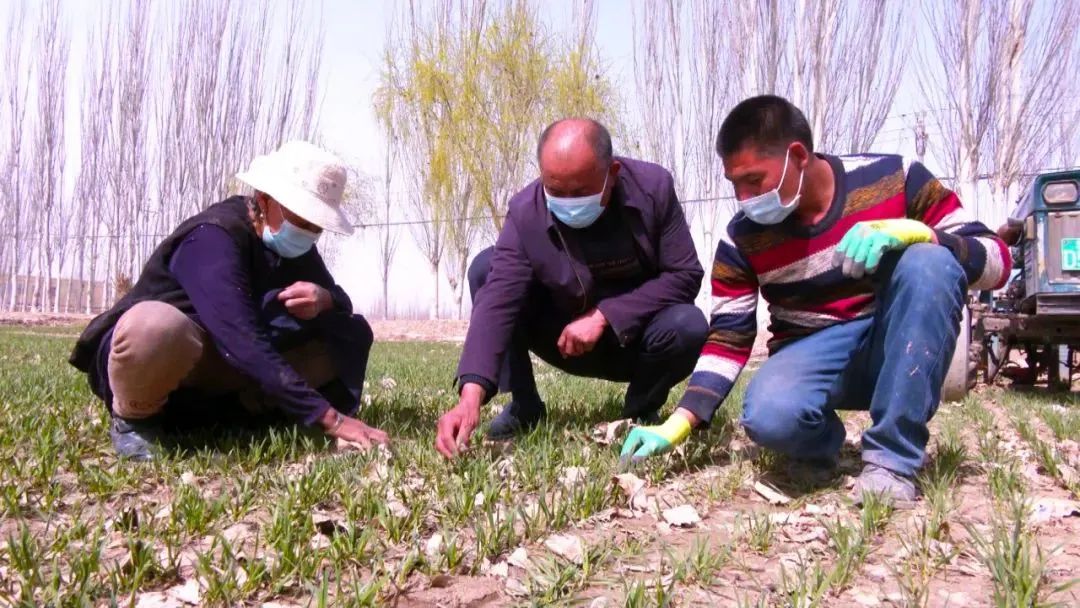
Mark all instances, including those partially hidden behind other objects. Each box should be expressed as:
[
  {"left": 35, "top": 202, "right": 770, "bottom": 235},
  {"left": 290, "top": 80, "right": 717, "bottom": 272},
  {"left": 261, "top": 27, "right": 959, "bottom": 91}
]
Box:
[
  {"left": 262, "top": 219, "right": 320, "bottom": 258},
  {"left": 739, "top": 150, "right": 805, "bottom": 225},
  {"left": 545, "top": 173, "right": 609, "bottom": 229}
]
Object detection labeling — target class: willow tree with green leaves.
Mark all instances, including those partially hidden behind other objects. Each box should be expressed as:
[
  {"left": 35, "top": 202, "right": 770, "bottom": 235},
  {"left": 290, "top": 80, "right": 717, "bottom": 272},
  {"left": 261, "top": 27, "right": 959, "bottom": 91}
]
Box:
[{"left": 376, "top": 0, "right": 619, "bottom": 318}]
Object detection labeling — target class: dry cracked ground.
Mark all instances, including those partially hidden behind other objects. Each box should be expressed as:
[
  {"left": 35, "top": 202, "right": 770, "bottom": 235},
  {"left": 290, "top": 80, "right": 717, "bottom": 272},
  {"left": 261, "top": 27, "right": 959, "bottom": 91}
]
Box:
[{"left": 0, "top": 323, "right": 1077, "bottom": 607}]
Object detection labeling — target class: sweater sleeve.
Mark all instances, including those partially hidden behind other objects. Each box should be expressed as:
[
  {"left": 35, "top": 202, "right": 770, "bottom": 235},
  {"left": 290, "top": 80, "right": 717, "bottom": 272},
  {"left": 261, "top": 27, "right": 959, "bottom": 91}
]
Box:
[
  {"left": 904, "top": 159, "right": 1012, "bottom": 290},
  {"left": 676, "top": 236, "right": 759, "bottom": 425},
  {"left": 169, "top": 224, "right": 332, "bottom": 425}
]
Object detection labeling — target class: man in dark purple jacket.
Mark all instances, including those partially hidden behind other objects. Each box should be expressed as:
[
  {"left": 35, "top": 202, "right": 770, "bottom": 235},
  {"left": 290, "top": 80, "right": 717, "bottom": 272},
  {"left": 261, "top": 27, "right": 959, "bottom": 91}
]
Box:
[
  {"left": 70, "top": 141, "right": 388, "bottom": 460},
  {"left": 435, "top": 119, "right": 706, "bottom": 458}
]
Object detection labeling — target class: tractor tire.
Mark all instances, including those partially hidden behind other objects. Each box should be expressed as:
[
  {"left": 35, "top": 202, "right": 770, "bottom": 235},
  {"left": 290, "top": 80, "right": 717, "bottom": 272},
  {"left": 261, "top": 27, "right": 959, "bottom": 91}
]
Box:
[{"left": 942, "top": 305, "right": 972, "bottom": 402}]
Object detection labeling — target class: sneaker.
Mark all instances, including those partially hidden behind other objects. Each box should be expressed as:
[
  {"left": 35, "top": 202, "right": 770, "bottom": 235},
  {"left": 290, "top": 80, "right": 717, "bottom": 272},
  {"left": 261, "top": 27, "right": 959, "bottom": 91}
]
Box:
[
  {"left": 487, "top": 399, "right": 547, "bottom": 441},
  {"left": 110, "top": 416, "right": 164, "bottom": 461},
  {"left": 851, "top": 463, "right": 917, "bottom": 505}
]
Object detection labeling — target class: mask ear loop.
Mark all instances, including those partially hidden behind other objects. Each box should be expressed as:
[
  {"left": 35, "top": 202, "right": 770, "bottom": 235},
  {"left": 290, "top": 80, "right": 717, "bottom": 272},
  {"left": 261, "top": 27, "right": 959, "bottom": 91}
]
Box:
[
  {"left": 777, "top": 149, "right": 791, "bottom": 186},
  {"left": 249, "top": 196, "right": 267, "bottom": 235},
  {"left": 778, "top": 151, "right": 805, "bottom": 209}
]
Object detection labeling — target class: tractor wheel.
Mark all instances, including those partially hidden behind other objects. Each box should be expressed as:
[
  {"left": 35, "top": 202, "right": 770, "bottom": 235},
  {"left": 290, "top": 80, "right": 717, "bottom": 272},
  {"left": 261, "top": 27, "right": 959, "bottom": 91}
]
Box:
[
  {"left": 1048, "top": 345, "right": 1071, "bottom": 391},
  {"left": 942, "top": 306, "right": 972, "bottom": 402},
  {"left": 984, "top": 333, "right": 1010, "bottom": 383}
]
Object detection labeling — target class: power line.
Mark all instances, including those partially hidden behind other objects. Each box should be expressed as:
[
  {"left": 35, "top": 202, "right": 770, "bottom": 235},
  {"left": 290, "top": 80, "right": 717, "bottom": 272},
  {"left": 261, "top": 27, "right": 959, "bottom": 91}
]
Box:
[
  {"left": 0, "top": 194, "right": 735, "bottom": 240},
  {"left": 348, "top": 195, "right": 734, "bottom": 230},
  {"left": 4, "top": 161, "right": 1075, "bottom": 242},
  {"left": 873, "top": 107, "right": 1080, "bottom": 139},
  {"left": 937, "top": 163, "right": 1080, "bottom": 183}
]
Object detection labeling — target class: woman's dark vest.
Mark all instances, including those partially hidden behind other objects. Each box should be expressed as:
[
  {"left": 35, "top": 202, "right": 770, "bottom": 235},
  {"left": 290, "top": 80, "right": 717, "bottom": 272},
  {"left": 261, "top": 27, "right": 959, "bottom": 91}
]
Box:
[{"left": 69, "top": 196, "right": 258, "bottom": 372}]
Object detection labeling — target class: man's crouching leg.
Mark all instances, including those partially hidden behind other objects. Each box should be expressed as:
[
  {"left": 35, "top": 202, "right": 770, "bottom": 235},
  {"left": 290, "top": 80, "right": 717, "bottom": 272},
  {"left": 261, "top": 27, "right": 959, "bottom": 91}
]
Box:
[
  {"left": 107, "top": 301, "right": 206, "bottom": 460},
  {"left": 739, "top": 317, "right": 871, "bottom": 470},
  {"left": 467, "top": 247, "right": 548, "bottom": 440},
  {"left": 853, "top": 243, "right": 967, "bottom": 505},
  {"left": 624, "top": 304, "right": 708, "bottom": 422}
]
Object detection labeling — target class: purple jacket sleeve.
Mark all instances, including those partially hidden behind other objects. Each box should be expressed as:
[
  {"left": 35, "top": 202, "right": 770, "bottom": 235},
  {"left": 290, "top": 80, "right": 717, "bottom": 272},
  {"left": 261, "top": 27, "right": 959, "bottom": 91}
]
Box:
[
  {"left": 169, "top": 224, "right": 332, "bottom": 426},
  {"left": 596, "top": 175, "right": 704, "bottom": 345},
  {"left": 454, "top": 216, "right": 532, "bottom": 393}
]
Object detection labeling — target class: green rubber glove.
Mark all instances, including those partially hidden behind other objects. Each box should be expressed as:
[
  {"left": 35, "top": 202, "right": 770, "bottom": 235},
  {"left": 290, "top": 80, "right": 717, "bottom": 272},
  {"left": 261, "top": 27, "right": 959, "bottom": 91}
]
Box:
[
  {"left": 619, "top": 414, "right": 693, "bottom": 464},
  {"left": 834, "top": 219, "right": 934, "bottom": 278}
]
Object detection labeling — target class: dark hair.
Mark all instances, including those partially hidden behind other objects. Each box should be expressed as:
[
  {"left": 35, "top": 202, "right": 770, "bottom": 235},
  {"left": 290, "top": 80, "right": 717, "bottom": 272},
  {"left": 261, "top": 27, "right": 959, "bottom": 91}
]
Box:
[
  {"left": 716, "top": 95, "right": 814, "bottom": 157},
  {"left": 536, "top": 118, "right": 613, "bottom": 166}
]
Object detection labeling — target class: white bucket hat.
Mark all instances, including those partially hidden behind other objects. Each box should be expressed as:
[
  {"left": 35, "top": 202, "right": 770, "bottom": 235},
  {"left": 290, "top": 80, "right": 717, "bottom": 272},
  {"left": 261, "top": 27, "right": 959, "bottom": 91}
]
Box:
[{"left": 236, "top": 140, "right": 355, "bottom": 235}]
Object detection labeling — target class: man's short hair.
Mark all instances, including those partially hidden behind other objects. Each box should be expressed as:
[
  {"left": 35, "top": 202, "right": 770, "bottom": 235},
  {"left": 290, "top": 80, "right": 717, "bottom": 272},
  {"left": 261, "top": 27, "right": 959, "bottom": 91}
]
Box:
[
  {"left": 537, "top": 118, "right": 613, "bottom": 166},
  {"left": 716, "top": 95, "right": 814, "bottom": 157}
]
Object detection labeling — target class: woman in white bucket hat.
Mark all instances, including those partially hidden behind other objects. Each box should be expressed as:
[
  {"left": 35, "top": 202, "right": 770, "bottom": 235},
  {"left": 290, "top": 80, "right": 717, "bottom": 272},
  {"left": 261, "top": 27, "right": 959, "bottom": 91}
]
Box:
[
  {"left": 70, "top": 140, "right": 389, "bottom": 460},
  {"left": 239, "top": 140, "right": 356, "bottom": 241}
]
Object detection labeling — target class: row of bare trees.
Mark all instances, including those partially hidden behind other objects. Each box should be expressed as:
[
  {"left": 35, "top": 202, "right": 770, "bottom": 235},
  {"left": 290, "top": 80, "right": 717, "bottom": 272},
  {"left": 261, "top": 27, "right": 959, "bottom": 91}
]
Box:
[
  {"left": 631, "top": 0, "right": 906, "bottom": 271},
  {"left": 0, "top": 0, "right": 325, "bottom": 313},
  {"left": 0, "top": 0, "right": 1076, "bottom": 317},
  {"left": 0, "top": 0, "right": 67, "bottom": 313},
  {"left": 378, "top": 0, "right": 1078, "bottom": 318},
  {"left": 921, "top": 0, "right": 1080, "bottom": 229},
  {"left": 630, "top": 0, "right": 1079, "bottom": 265}
]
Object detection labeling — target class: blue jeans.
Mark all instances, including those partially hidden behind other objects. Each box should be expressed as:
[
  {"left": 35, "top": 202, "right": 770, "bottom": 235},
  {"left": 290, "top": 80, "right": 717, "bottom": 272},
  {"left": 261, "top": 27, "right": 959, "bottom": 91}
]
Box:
[{"left": 740, "top": 244, "right": 967, "bottom": 476}]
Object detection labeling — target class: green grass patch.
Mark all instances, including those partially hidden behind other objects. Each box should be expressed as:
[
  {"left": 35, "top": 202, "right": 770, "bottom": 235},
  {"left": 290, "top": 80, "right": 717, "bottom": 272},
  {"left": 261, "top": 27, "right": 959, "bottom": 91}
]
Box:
[
  {"left": 1, "top": 328, "right": 1075, "bottom": 605},
  {"left": 0, "top": 327, "right": 744, "bottom": 604}
]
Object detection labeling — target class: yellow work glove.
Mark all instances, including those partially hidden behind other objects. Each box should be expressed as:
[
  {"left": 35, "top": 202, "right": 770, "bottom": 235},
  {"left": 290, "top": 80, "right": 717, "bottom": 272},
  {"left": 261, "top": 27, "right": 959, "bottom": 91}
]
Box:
[
  {"left": 834, "top": 219, "right": 934, "bottom": 278},
  {"left": 619, "top": 414, "right": 693, "bottom": 464}
]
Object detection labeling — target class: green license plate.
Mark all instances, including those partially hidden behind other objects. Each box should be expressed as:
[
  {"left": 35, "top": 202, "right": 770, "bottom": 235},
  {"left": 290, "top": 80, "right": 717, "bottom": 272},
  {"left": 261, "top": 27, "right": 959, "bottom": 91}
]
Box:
[{"left": 1064, "top": 238, "right": 1080, "bottom": 271}]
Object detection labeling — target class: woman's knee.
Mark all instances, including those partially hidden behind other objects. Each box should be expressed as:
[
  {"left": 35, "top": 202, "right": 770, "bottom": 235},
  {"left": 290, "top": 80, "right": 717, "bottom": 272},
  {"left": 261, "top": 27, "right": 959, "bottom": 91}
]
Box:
[
  {"left": 111, "top": 302, "right": 202, "bottom": 364},
  {"left": 108, "top": 302, "right": 204, "bottom": 417},
  {"left": 345, "top": 314, "right": 374, "bottom": 347}
]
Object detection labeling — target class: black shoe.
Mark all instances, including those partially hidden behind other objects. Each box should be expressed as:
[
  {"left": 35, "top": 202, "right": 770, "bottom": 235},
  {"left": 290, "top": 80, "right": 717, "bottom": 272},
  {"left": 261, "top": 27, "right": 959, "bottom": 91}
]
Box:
[
  {"left": 634, "top": 410, "right": 662, "bottom": 426},
  {"left": 110, "top": 416, "right": 164, "bottom": 461},
  {"left": 789, "top": 455, "right": 840, "bottom": 484},
  {"left": 487, "top": 399, "right": 547, "bottom": 441}
]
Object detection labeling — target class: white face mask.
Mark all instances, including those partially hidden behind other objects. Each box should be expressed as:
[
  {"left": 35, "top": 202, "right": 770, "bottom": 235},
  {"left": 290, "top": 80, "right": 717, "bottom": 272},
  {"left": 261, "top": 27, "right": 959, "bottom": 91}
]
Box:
[{"left": 739, "top": 150, "right": 805, "bottom": 225}]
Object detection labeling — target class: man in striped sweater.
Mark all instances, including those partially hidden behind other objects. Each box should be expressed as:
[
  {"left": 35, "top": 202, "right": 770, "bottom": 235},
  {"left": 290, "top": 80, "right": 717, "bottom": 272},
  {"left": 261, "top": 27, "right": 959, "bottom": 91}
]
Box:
[{"left": 620, "top": 96, "right": 1010, "bottom": 503}]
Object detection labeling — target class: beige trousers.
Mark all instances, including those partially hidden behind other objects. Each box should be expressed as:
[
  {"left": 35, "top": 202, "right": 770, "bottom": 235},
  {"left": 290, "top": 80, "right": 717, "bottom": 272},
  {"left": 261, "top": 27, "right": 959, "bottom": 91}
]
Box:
[{"left": 108, "top": 301, "right": 336, "bottom": 419}]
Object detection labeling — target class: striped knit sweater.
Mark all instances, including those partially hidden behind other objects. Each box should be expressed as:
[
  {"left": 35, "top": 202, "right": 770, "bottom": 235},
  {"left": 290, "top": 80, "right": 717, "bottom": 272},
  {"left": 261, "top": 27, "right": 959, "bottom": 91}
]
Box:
[{"left": 678, "top": 154, "right": 1011, "bottom": 424}]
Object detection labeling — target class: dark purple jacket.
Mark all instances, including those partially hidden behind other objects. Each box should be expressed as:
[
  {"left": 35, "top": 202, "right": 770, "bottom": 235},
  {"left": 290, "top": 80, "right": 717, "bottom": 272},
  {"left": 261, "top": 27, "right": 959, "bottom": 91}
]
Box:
[{"left": 456, "top": 156, "right": 704, "bottom": 387}]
